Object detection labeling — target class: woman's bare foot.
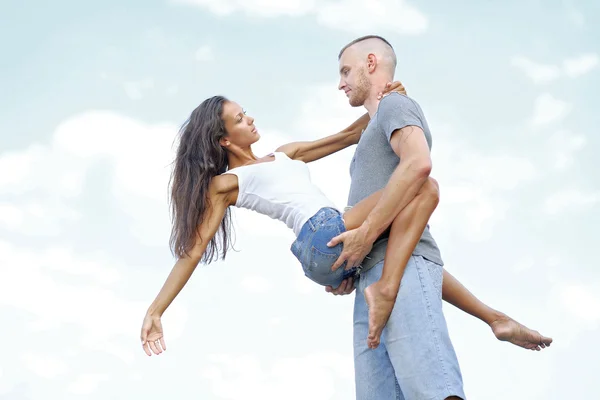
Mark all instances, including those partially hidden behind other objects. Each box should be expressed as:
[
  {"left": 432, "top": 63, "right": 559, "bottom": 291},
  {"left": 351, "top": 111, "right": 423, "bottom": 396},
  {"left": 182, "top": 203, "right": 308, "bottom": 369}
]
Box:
[
  {"left": 489, "top": 313, "right": 553, "bottom": 351},
  {"left": 364, "top": 281, "right": 397, "bottom": 349}
]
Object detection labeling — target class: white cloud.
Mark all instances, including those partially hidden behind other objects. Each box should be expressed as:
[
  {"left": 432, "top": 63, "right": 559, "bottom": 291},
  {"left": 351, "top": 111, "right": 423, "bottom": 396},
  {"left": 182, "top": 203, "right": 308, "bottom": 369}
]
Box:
[
  {"left": 559, "top": 284, "right": 600, "bottom": 325},
  {"left": 176, "top": 0, "right": 316, "bottom": 17},
  {"left": 53, "top": 111, "right": 178, "bottom": 246},
  {"left": 42, "top": 247, "right": 121, "bottom": 286},
  {"left": 563, "top": 53, "right": 599, "bottom": 77},
  {"left": 0, "top": 203, "right": 23, "bottom": 229},
  {"left": 297, "top": 83, "right": 364, "bottom": 136},
  {"left": 0, "top": 368, "right": 7, "bottom": 396},
  {"left": 0, "top": 144, "right": 83, "bottom": 197},
  {"left": 438, "top": 185, "right": 509, "bottom": 242},
  {"left": 130, "top": 372, "right": 143, "bottom": 381},
  {"left": 0, "top": 110, "right": 178, "bottom": 245},
  {"left": 566, "top": 6, "right": 585, "bottom": 27},
  {"left": 240, "top": 276, "right": 272, "bottom": 293},
  {"left": 429, "top": 121, "right": 538, "bottom": 242},
  {"left": 512, "top": 53, "right": 598, "bottom": 83},
  {"left": 200, "top": 352, "right": 352, "bottom": 400},
  {"left": 511, "top": 56, "right": 561, "bottom": 84},
  {"left": 294, "top": 270, "right": 317, "bottom": 294},
  {"left": 123, "top": 78, "right": 155, "bottom": 100},
  {"left": 195, "top": 45, "right": 214, "bottom": 61},
  {"left": 543, "top": 189, "right": 599, "bottom": 215},
  {"left": 175, "top": 0, "right": 428, "bottom": 35},
  {"left": 0, "top": 200, "right": 80, "bottom": 237},
  {"left": 0, "top": 241, "right": 188, "bottom": 345},
  {"left": 166, "top": 84, "right": 179, "bottom": 96},
  {"left": 547, "top": 130, "right": 586, "bottom": 170},
  {"left": 512, "top": 257, "right": 535, "bottom": 273},
  {"left": 67, "top": 373, "right": 110, "bottom": 395},
  {"left": 316, "top": 0, "right": 428, "bottom": 35},
  {"left": 21, "top": 352, "right": 68, "bottom": 379},
  {"left": 531, "top": 93, "right": 571, "bottom": 126}
]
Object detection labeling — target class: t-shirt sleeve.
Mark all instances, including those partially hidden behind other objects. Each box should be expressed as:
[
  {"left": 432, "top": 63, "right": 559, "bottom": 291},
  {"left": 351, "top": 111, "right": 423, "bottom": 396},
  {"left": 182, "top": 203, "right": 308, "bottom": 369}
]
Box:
[{"left": 377, "top": 93, "right": 424, "bottom": 143}]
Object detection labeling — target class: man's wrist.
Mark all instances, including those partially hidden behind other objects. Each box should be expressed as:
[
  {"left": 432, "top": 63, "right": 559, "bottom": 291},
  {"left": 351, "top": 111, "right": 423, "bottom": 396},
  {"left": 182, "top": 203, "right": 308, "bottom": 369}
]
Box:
[{"left": 359, "top": 221, "right": 380, "bottom": 245}]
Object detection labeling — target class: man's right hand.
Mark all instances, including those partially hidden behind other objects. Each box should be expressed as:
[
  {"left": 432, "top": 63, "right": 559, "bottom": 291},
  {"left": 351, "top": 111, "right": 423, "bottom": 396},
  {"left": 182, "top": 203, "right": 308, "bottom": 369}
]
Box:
[{"left": 325, "top": 277, "right": 355, "bottom": 295}]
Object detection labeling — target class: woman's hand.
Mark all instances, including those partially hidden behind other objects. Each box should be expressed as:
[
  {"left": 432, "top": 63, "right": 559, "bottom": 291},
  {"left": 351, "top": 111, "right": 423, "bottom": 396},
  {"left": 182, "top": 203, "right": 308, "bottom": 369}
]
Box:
[
  {"left": 377, "top": 81, "right": 407, "bottom": 100},
  {"left": 141, "top": 312, "right": 167, "bottom": 356}
]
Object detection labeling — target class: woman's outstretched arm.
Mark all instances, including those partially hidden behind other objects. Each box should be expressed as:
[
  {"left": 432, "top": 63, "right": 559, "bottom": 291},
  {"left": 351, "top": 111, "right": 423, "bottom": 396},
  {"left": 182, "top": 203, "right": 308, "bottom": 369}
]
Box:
[
  {"left": 276, "top": 112, "right": 369, "bottom": 163},
  {"left": 276, "top": 82, "right": 406, "bottom": 163},
  {"left": 140, "top": 180, "right": 233, "bottom": 356}
]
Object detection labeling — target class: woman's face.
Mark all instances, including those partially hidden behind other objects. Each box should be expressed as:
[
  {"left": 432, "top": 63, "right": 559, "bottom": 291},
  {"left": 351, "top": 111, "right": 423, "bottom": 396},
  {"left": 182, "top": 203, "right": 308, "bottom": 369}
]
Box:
[{"left": 221, "top": 101, "right": 260, "bottom": 148}]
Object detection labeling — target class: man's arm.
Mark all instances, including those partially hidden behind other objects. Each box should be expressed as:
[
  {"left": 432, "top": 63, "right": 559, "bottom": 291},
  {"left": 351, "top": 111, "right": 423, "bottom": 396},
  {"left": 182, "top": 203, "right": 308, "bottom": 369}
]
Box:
[
  {"left": 360, "top": 96, "right": 432, "bottom": 242},
  {"left": 328, "top": 94, "right": 433, "bottom": 271}
]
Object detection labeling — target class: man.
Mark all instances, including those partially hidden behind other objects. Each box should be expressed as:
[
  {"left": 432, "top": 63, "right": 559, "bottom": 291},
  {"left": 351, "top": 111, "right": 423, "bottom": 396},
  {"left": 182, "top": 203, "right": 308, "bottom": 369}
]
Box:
[{"left": 327, "top": 35, "right": 466, "bottom": 400}]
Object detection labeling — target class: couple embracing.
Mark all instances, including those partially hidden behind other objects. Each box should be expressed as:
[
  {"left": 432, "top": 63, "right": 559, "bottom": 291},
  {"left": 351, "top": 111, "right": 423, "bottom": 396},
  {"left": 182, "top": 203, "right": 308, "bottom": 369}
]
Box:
[{"left": 141, "top": 35, "right": 551, "bottom": 400}]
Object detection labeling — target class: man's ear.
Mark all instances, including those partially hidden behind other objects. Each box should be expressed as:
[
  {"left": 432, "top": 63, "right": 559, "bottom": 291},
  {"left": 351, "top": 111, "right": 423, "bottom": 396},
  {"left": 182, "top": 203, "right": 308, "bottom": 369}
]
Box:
[{"left": 367, "top": 53, "right": 377, "bottom": 73}]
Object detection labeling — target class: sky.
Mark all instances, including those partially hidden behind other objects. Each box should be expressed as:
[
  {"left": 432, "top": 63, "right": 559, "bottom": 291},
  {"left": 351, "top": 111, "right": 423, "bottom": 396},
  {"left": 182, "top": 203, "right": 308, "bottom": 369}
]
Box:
[{"left": 0, "top": 0, "right": 598, "bottom": 399}]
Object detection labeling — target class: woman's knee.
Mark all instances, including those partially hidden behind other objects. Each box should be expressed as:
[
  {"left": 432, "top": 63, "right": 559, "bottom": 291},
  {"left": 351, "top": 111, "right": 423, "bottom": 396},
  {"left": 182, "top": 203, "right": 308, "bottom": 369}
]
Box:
[{"left": 421, "top": 177, "right": 440, "bottom": 205}]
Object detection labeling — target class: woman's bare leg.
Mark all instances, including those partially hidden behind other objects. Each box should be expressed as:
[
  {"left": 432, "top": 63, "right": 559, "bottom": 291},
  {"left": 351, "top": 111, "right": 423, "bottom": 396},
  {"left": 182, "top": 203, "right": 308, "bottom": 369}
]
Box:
[
  {"left": 343, "top": 178, "right": 552, "bottom": 350},
  {"left": 442, "top": 270, "right": 552, "bottom": 350},
  {"left": 343, "top": 178, "right": 440, "bottom": 347}
]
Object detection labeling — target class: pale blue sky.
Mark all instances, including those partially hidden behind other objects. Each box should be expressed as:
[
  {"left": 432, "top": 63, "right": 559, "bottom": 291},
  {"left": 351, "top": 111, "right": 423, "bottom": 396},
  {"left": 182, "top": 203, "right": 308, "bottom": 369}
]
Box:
[{"left": 1, "top": 0, "right": 598, "bottom": 399}]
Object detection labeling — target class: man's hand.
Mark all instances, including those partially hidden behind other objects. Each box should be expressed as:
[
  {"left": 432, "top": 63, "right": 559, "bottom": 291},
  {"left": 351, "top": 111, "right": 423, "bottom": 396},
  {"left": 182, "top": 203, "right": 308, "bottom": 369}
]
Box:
[
  {"left": 377, "top": 81, "right": 406, "bottom": 100},
  {"left": 325, "top": 277, "right": 355, "bottom": 295},
  {"left": 327, "top": 226, "right": 374, "bottom": 272}
]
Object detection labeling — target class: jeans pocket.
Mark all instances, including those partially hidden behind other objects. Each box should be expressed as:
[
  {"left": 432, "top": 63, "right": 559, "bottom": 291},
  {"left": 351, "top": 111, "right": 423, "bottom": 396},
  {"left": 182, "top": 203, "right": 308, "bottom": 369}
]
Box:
[
  {"left": 303, "top": 246, "right": 343, "bottom": 286},
  {"left": 307, "top": 246, "right": 337, "bottom": 272}
]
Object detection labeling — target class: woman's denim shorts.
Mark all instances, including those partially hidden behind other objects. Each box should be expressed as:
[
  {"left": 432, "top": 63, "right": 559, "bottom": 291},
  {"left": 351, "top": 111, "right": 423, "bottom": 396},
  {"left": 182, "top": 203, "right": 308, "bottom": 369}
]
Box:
[{"left": 290, "top": 207, "right": 359, "bottom": 288}]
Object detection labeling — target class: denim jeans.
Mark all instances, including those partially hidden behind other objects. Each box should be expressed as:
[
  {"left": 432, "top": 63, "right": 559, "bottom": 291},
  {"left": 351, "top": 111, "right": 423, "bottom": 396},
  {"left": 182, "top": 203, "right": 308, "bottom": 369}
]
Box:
[
  {"left": 290, "top": 207, "right": 359, "bottom": 288},
  {"left": 353, "top": 256, "right": 465, "bottom": 400}
]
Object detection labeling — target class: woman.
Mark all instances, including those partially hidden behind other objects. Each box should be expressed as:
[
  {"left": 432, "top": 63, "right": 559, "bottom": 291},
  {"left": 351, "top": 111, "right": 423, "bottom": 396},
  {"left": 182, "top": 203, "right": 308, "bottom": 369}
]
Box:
[{"left": 141, "top": 85, "right": 552, "bottom": 356}]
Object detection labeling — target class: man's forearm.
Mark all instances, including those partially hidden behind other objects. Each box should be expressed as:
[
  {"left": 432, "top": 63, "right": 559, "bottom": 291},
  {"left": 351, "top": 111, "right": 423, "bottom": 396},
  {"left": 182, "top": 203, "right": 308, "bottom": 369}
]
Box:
[{"left": 361, "top": 157, "right": 431, "bottom": 242}]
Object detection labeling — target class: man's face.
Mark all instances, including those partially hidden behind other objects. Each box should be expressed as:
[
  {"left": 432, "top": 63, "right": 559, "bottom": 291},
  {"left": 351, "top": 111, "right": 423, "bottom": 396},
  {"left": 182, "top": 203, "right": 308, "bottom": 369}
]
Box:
[{"left": 338, "top": 49, "right": 371, "bottom": 107}]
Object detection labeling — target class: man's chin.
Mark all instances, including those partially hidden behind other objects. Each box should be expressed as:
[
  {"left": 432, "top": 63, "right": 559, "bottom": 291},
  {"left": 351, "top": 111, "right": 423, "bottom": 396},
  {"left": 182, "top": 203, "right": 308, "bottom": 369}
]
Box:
[{"left": 349, "top": 98, "right": 364, "bottom": 107}]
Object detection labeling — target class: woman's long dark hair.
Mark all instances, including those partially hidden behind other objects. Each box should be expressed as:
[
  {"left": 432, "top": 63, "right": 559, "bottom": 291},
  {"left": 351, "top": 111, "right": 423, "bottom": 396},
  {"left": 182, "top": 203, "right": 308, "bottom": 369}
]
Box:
[{"left": 169, "top": 96, "right": 234, "bottom": 263}]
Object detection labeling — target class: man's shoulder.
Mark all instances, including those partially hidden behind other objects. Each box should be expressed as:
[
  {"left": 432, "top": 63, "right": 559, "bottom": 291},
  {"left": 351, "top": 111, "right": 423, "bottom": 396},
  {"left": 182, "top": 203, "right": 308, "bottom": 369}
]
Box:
[
  {"left": 379, "top": 92, "right": 420, "bottom": 107},
  {"left": 377, "top": 93, "right": 422, "bottom": 117}
]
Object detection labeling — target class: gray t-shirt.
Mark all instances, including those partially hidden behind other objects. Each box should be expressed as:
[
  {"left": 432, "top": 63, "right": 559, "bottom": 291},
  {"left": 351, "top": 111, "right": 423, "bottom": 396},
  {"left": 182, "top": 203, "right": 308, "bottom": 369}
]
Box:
[{"left": 347, "top": 92, "right": 443, "bottom": 266}]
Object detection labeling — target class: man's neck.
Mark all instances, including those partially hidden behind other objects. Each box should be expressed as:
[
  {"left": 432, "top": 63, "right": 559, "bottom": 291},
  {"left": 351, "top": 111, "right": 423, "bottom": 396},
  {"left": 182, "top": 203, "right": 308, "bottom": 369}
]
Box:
[
  {"left": 363, "top": 94, "right": 380, "bottom": 118},
  {"left": 363, "top": 79, "right": 389, "bottom": 117}
]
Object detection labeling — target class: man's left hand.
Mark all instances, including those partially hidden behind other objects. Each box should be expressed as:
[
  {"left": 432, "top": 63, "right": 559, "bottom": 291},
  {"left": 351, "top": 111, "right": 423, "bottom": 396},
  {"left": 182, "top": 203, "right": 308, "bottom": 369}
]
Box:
[
  {"left": 328, "top": 226, "right": 373, "bottom": 272},
  {"left": 325, "top": 278, "right": 355, "bottom": 295}
]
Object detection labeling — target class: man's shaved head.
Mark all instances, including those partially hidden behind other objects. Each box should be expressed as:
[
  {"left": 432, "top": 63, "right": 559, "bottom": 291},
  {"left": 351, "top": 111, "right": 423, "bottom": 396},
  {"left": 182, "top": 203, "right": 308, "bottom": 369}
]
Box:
[
  {"left": 338, "top": 35, "right": 397, "bottom": 75},
  {"left": 337, "top": 35, "right": 397, "bottom": 108}
]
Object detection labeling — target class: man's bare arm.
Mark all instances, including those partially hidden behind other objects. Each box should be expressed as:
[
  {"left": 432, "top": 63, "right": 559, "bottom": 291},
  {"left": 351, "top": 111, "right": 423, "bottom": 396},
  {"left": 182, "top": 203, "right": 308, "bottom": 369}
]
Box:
[{"left": 360, "top": 125, "right": 432, "bottom": 243}]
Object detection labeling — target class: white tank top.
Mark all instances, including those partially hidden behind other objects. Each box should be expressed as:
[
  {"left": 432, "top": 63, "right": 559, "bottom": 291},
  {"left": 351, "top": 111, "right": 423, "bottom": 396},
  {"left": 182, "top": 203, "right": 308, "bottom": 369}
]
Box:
[{"left": 222, "top": 152, "right": 337, "bottom": 236}]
